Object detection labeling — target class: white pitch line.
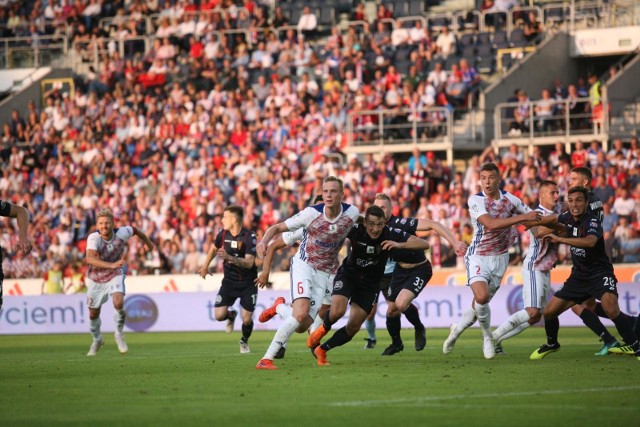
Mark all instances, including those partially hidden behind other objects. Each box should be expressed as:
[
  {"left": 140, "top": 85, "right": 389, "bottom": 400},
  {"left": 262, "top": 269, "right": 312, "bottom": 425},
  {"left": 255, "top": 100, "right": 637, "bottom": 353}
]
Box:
[{"left": 329, "top": 385, "right": 640, "bottom": 407}]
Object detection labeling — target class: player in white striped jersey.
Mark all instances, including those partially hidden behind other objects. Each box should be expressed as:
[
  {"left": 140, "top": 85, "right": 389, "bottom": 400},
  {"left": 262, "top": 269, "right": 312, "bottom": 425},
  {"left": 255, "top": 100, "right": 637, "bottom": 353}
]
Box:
[
  {"left": 443, "top": 163, "right": 541, "bottom": 359},
  {"left": 85, "top": 209, "right": 154, "bottom": 356},
  {"left": 255, "top": 177, "right": 360, "bottom": 370},
  {"left": 491, "top": 180, "right": 561, "bottom": 352}
]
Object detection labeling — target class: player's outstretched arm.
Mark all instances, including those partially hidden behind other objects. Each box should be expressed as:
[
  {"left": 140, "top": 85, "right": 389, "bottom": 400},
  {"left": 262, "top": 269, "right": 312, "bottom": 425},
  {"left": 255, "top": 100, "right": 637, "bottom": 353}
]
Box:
[
  {"left": 478, "top": 210, "right": 541, "bottom": 231},
  {"left": 417, "top": 219, "right": 468, "bottom": 256},
  {"left": 257, "top": 222, "right": 289, "bottom": 258},
  {"left": 255, "top": 235, "right": 287, "bottom": 288},
  {"left": 197, "top": 244, "right": 218, "bottom": 279},
  {"left": 133, "top": 227, "right": 155, "bottom": 253},
  {"left": 85, "top": 249, "right": 126, "bottom": 270},
  {"left": 541, "top": 233, "right": 597, "bottom": 248},
  {"left": 8, "top": 203, "right": 32, "bottom": 254},
  {"left": 381, "top": 235, "right": 430, "bottom": 251}
]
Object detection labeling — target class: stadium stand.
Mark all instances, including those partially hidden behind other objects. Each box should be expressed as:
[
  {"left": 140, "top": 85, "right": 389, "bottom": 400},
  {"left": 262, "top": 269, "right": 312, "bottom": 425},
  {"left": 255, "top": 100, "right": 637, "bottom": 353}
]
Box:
[{"left": 0, "top": 0, "right": 638, "bottom": 286}]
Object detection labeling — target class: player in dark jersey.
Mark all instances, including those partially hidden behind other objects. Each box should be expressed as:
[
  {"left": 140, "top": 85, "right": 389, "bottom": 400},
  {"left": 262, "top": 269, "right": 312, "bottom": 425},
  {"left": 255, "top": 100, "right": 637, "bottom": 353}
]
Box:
[
  {"left": 308, "top": 205, "right": 431, "bottom": 365},
  {"left": 198, "top": 206, "right": 258, "bottom": 354},
  {"left": 0, "top": 200, "right": 32, "bottom": 311},
  {"left": 370, "top": 193, "right": 468, "bottom": 356},
  {"left": 566, "top": 167, "right": 638, "bottom": 354},
  {"left": 530, "top": 186, "right": 640, "bottom": 361}
]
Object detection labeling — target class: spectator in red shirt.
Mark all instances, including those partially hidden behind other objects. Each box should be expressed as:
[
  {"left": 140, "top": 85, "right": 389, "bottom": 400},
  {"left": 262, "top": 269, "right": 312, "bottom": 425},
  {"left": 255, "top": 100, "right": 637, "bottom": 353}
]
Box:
[{"left": 570, "top": 140, "right": 587, "bottom": 168}]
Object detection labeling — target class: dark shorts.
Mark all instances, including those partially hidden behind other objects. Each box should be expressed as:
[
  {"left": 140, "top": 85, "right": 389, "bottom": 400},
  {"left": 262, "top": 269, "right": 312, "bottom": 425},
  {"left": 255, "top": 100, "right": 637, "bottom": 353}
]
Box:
[
  {"left": 216, "top": 278, "right": 258, "bottom": 312},
  {"left": 386, "top": 261, "right": 433, "bottom": 302},
  {"left": 374, "top": 275, "right": 393, "bottom": 304},
  {"left": 0, "top": 274, "right": 3, "bottom": 310},
  {"left": 554, "top": 272, "right": 618, "bottom": 304},
  {"left": 332, "top": 271, "right": 379, "bottom": 314}
]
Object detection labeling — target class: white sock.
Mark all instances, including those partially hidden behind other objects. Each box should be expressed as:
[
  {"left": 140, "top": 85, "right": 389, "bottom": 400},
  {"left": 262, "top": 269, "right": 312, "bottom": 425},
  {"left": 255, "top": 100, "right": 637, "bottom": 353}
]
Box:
[
  {"left": 453, "top": 307, "right": 478, "bottom": 336},
  {"left": 492, "top": 309, "right": 530, "bottom": 341},
  {"left": 113, "top": 309, "right": 126, "bottom": 333},
  {"left": 276, "top": 304, "right": 292, "bottom": 320},
  {"left": 474, "top": 303, "right": 492, "bottom": 337},
  {"left": 90, "top": 318, "right": 102, "bottom": 340},
  {"left": 498, "top": 322, "right": 531, "bottom": 343},
  {"left": 309, "top": 314, "right": 324, "bottom": 334},
  {"left": 262, "top": 316, "right": 300, "bottom": 360}
]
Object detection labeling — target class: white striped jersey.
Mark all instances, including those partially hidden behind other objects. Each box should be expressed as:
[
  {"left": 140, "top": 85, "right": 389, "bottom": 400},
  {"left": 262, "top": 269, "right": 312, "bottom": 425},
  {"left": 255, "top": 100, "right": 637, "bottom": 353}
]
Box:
[
  {"left": 86, "top": 226, "right": 134, "bottom": 283},
  {"left": 467, "top": 190, "right": 531, "bottom": 256},
  {"left": 284, "top": 203, "right": 360, "bottom": 274},
  {"left": 523, "top": 204, "right": 560, "bottom": 271}
]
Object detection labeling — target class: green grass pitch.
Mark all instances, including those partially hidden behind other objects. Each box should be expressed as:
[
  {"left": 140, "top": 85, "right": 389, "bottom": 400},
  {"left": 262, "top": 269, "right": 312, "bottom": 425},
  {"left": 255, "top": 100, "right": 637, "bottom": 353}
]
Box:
[{"left": 1, "top": 327, "right": 638, "bottom": 426}]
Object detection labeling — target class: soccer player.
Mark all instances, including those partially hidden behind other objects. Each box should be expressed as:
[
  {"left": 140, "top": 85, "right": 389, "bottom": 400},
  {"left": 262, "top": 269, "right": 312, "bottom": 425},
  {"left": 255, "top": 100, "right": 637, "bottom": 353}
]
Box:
[
  {"left": 255, "top": 176, "right": 359, "bottom": 370},
  {"left": 565, "top": 167, "right": 633, "bottom": 354},
  {"left": 443, "top": 162, "right": 541, "bottom": 359},
  {"left": 198, "top": 206, "right": 258, "bottom": 354},
  {"left": 491, "top": 180, "right": 561, "bottom": 352},
  {"left": 309, "top": 205, "right": 431, "bottom": 365},
  {"left": 530, "top": 186, "right": 640, "bottom": 360},
  {"left": 367, "top": 193, "right": 468, "bottom": 356},
  {"left": 85, "top": 209, "right": 154, "bottom": 356},
  {"left": 0, "top": 200, "right": 32, "bottom": 311},
  {"left": 255, "top": 195, "right": 328, "bottom": 360}
]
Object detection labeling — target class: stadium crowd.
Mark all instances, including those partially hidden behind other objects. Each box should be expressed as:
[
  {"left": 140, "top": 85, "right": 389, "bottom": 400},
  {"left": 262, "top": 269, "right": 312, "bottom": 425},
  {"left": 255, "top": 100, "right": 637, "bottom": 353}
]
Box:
[{"left": 0, "top": 0, "right": 639, "bottom": 290}]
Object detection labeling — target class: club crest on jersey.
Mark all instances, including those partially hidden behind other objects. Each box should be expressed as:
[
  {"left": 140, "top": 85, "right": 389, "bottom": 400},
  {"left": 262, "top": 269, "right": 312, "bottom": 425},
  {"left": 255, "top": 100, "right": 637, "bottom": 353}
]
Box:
[
  {"left": 107, "top": 244, "right": 113, "bottom": 251},
  {"left": 329, "top": 224, "right": 338, "bottom": 233},
  {"left": 366, "top": 246, "right": 375, "bottom": 254},
  {"left": 572, "top": 227, "right": 578, "bottom": 237}
]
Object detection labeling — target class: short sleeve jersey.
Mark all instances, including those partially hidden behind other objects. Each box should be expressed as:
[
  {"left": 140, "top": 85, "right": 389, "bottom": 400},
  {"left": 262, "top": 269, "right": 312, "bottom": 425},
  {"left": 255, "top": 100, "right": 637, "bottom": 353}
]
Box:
[
  {"left": 285, "top": 202, "right": 360, "bottom": 274},
  {"left": 587, "top": 191, "right": 604, "bottom": 221},
  {"left": 282, "top": 229, "right": 304, "bottom": 246},
  {"left": 0, "top": 200, "right": 11, "bottom": 274},
  {"left": 214, "top": 228, "right": 258, "bottom": 283},
  {"left": 523, "top": 204, "right": 560, "bottom": 271},
  {"left": 558, "top": 211, "right": 613, "bottom": 277},
  {"left": 86, "top": 226, "right": 134, "bottom": 283},
  {"left": 467, "top": 190, "right": 531, "bottom": 256},
  {"left": 340, "top": 224, "right": 410, "bottom": 282},
  {"left": 383, "top": 215, "right": 420, "bottom": 275}
]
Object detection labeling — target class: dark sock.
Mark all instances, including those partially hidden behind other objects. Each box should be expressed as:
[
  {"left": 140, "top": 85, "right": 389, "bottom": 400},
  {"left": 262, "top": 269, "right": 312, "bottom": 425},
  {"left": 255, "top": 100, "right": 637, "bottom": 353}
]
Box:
[
  {"left": 611, "top": 313, "right": 638, "bottom": 348},
  {"left": 634, "top": 316, "right": 640, "bottom": 338},
  {"left": 323, "top": 309, "right": 333, "bottom": 331},
  {"left": 386, "top": 315, "right": 402, "bottom": 345},
  {"left": 544, "top": 316, "right": 560, "bottom": 345},
  {"left": 320, "top": 327, "right": 353, "bottom": 351},
  {"left": 241, "top": 321, "right": 253, "bottom": 342},
  {"left": 403, "top": 304, "right": 424, "bottom": 329},
  {"left": 593, "top": 303, "right": 608, "bottom": 319},
  {"left": 579, "top": 309, "right": 616, "bottom": 344}
]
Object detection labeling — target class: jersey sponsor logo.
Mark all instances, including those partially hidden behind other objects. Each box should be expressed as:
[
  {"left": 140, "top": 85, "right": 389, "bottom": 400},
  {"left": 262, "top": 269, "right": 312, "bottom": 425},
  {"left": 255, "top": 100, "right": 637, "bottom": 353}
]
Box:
[
  {"left": 400, "top": 218, "right": 407, "bottom": 224},
  {"left": 315, "top": 239, "right": 340, "bottom": 249},
  {"left": 570, "top": 247, "right": 586, "bottom": 257}
]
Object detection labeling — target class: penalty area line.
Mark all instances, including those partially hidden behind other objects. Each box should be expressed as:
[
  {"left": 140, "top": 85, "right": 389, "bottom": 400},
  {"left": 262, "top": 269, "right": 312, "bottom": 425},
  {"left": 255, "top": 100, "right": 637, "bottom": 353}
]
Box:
[{"left": 329, "top": 385, "right": 640, "bottom": 407}]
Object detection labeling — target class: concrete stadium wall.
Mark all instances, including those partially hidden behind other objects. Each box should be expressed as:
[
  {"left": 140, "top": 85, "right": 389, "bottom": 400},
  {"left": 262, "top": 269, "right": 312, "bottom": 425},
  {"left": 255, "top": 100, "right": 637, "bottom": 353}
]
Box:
[
  {"left": 0, "top": 68, "right": 73, "bottom": 128},
  {"left": 481, "top": 32, "right": 581, "bottom": 142},
  {"left": 605, "top": 52, "right": 640, "bottom": 117}
]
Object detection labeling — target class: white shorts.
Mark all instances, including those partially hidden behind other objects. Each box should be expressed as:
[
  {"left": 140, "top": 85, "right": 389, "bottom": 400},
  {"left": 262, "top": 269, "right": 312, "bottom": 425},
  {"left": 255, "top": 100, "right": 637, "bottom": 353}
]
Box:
[
  {"left": 289, "top": 257, "right": 334, "bottom": 319},
  {"left": 465, "top": 253, "right": 509, "bottom": 297},
  {"left": 86, "top": 275, "right": 126, "bottom": 309},
  {"left": 521, "top": 268, "right": 550, "bottom": 309}
]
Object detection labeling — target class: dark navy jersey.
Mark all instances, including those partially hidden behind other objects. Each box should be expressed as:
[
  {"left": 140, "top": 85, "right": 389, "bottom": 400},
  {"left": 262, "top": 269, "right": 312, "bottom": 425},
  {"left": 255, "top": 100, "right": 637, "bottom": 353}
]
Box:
[
  {"left": 558, "top": 211, "right": 612, "bottom": 276},
  {"left": 381, "top": 214, "right": 426, "bottom": 269},
  {"left": 587, "top": 191, "right": 604, "bottom": 222},
  {"left": 339, "top": 224, "right": 410, "bottom": 282},
  {"left": 214, "top": 228, "right": 258, "bottom": 283},
  {"left": 387, "top": 215, "right": 418, "bottom": 234},
  {"left": 0, "top": 200, "right": 11, "bottom": 273}
]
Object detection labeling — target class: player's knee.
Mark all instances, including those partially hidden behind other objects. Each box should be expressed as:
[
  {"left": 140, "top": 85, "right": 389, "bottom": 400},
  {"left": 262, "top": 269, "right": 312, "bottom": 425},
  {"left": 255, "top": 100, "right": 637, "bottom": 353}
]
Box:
[
  {"left": 570, "top": 304, "right": 584, "bottom": 315},
  {"left": 113, "top": 302, "right": 124, "bottom": 311},
  {"left": 528, "top": 310, "right": 542, "bottom": 324},
  {"left": 475, "top": 295, "right": 490, "bottom": 305}
]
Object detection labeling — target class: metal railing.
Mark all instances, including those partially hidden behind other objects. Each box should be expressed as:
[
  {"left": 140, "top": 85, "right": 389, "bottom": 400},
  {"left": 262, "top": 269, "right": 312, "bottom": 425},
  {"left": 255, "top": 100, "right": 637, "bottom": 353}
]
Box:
[
  {"left": 71, "top": 36, "right": 149, "bottom": 70},
  {"left": 346, "top": 107, "right": 455, "bottom": 162},
  {"left": 493, "top": 97, "right": 609, "bottom": 148},
  {"left": 0, "top": 34, "right": 68, "bottom": 69}
]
